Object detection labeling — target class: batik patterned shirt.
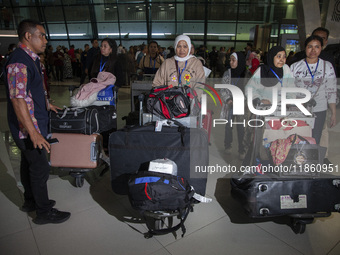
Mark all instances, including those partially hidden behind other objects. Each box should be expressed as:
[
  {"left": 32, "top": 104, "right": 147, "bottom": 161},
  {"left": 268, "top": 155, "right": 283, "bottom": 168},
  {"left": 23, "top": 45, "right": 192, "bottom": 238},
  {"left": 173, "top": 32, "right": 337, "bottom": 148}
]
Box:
[{"left": 7, "top": 42, "right": 42, "bottom": 138}]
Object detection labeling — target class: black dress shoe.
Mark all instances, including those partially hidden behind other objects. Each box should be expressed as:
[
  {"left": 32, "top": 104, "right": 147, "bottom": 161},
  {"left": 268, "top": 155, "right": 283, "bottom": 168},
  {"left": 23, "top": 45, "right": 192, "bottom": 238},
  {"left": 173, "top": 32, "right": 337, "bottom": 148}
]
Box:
[
  {"left": 33, "top": 208, "right": 71, "bottom": 225},
  {"left": 21, "top": 200, "right": 56, "bottom": 212}
]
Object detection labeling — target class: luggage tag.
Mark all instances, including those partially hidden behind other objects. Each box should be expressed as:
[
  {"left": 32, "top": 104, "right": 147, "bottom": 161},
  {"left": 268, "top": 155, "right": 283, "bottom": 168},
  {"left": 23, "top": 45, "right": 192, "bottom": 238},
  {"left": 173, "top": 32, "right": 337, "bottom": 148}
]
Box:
[
  {"left": 193, "top": 193, "right": 212, "bottom": 203},
  {"left": 155, "top": 120, "right": 170, "bottom": 132}
]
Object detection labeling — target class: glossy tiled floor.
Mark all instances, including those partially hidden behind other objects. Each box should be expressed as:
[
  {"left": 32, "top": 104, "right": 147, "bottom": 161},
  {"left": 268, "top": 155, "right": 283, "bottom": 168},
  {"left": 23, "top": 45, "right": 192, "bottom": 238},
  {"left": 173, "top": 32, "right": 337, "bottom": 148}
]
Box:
[{"left": 1, "top": 78, "right": 340, "bottom": 255}]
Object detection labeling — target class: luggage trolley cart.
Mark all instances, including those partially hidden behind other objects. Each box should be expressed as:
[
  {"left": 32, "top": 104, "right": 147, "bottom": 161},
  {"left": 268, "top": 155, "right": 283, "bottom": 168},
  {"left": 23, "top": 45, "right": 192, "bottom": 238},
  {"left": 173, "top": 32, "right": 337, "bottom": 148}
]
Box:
[
  {"left": 232, "top": 104, "right": 340, "bottom": 234},
  {"left": 49, "top": 86, "right": 117, "bottom": 187},
  {"left": 110, "top": 88, "right": 210, "bottom": 237}
]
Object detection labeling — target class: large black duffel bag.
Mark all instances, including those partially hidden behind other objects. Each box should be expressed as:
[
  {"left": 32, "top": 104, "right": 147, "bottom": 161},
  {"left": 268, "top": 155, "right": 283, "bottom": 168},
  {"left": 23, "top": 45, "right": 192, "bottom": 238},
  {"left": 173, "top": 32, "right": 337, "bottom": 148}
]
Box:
[
  {"left": 49, "top": 105, "right": 116, "bottom": 134},
  {"left": 109, "top": 123, "right": 209, "bottom": 195}
]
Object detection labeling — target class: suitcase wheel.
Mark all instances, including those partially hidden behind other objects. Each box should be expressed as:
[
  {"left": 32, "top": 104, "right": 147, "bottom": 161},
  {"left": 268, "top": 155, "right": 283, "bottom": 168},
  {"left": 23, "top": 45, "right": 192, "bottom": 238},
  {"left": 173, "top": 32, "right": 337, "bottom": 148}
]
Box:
[
  {"left": 290, "top": 218, "right": 313, "bottom": 234},
  {"left": 291, "top": 220, "right": 306, "bottom": 234},
  {"left": 70, "top": 172, "right": 85, "bottom": 188}
]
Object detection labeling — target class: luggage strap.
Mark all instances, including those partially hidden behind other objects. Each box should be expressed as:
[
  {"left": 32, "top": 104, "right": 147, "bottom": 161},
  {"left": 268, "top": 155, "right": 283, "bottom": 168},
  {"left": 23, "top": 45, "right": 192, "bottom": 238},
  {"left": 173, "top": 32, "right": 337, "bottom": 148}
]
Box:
[{"left": 144, "top": 205, "right": 192, "bottom": 238}]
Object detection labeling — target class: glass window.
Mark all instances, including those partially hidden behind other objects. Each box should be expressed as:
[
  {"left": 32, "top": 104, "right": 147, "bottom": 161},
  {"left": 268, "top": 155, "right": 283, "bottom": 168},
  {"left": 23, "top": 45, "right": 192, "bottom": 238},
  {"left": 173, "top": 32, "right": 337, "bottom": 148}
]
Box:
[
  {"left": 184, "top": 3, "right": 205, "bottom": 20},
  {"left": 9, "top": 0, "right": 38, "bottom": 7},
  {"left": 62, "top": 0, "right": 87, "bottom": 4},
  {"left": 178, "top": 22, "right": 205, "bottom": 40},
  {"left": 115, "top": 0, "right": 145, "bottom": 3},
  {"left": 48, "top": 23, "right": 68, "bottom": 40},
  {"left": 236, "top": 22, "right": 255, "bottom": 41},
  {"left": 207, "top": 22, "right": 236, "bottom": 40},
  {"left": 43, "top": 6, "right": 64, "bottom": 23},
  {"left": 1, "top": 7, "right": 17, "bottom": 30},
  {"left": 208, "top": 4, "right": 238, "bottom": 21},
  {"left": 40, "top": 0, "right": 62, "bottom": 4},
  {"left": 11, "top": 7, "right": 39, "bottom": 25},
  {"left": 151, "top": 3, "right": 175, "bottom": 21},
  {"left": 238, "top": 4, "right": 267, "bottom": 22},
  {"left": 97, "top": 22, "right": 120, "bottom": 39},
  {"left": 0, "top": 7, "right": 38, "bottom": 29},
  {"left": 238, "top": 0, "right": 269, "bottom": 2},
  {"left": 272, "top": 4, "right": 289, "bottom": 22},
  {"left": 150, "top": 0, "right": 176, "bottom": 2},
  {"left": 1, "top": 0, "right": 12, "bottom": 7},
  {"left": 120, "top": 22, "right": 148, "bottom": 39},
  {"left": 67, "top": 22, "right": 92, "bottom": 39},
  {"left": 118, "top": 4, "right": 146, "bottom": 21},
  {"left": 210, "top": 0, "right": 238, "bottom": 3},
  {"left": 280, "top": 24, "right": 298, "bottom": 34},
  {"left": 151, "top": 22, "right": 176, "bottom": 40},
  {"left": 95, "top": 4, "right": 119, "bottom": 22},
  {"left": 64, "top": 6, "right": 90, "bottom": 22}
]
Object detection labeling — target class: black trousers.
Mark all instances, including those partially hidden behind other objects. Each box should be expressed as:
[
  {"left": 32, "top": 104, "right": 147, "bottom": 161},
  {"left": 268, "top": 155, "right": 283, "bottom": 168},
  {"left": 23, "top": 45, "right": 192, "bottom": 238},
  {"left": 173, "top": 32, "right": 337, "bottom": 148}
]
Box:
[
  {"left": 16, "top": 138, "right": 53, "bottom": 216},
  {"left": 312, "top": 110, "right": 327, "bottom": 144}
]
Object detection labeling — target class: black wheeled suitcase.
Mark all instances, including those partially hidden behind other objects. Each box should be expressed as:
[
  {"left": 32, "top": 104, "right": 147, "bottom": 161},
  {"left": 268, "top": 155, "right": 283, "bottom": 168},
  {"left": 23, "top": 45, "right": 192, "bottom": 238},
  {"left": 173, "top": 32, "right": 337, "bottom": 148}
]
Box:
[
  {"left": 231, "top": 174, "right": 340, "bottom": 218},
  {"left": 109, "top": 124, "right": 209, "bottom": 195}
]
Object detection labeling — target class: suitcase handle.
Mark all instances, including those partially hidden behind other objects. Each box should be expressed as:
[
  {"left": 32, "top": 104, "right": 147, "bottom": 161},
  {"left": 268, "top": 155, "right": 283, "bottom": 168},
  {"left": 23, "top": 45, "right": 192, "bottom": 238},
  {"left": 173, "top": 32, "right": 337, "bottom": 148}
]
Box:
[{"left": 91, "top": 142, "right": 98, "bottom": 162}]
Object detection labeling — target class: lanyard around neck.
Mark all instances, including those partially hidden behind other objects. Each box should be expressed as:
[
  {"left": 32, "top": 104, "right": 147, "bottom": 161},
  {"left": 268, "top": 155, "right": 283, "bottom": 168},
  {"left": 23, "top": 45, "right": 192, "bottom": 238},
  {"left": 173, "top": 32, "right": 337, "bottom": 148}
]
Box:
[
  {"left": 100, "top": 57, "right": 107, "bottom": 72},
  {"left": 149, "top": 56, "right": 156, "bottom": 70},
  {"left": 305, "top": 58, "right": 319, "bottom": 84},
  {"left": 175, "top": 60, "right": 188, "bottom": 85},
  {"left": 270, "top": 68, "right": 283, "bottom": 87}
]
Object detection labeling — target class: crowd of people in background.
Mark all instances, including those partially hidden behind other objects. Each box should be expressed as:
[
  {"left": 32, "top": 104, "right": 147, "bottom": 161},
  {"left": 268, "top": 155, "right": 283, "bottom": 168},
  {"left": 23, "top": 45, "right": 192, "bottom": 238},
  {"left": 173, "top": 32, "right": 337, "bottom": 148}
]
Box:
[
  {"left": 0, "top": 39, "right": 268, "bottom": 87},
  {"left": 4, "top": 32, "right": 338, "bottom": 90}
]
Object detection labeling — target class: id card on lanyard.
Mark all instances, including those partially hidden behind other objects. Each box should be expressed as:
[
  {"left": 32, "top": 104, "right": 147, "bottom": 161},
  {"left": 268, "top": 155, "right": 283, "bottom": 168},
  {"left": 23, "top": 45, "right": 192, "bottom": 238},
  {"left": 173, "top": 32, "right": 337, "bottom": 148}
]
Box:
[
  {"left": 100, "top": 57, "right": 107, "bottom": 72},
  {"left": 175, "top": 60, "right": 188, "bottom": 85},
  {"left": 304, "top": 58, "right": 319, "bottom": 84}
]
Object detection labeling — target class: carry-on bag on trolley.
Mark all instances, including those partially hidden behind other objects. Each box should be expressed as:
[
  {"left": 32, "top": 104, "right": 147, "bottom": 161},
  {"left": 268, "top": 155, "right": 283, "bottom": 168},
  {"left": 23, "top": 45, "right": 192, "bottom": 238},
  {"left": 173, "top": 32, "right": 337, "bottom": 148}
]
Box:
[
  {"left": 50, "top": 133, "right": 104, "bottom": 187},
  {"left": 128, "top": 170, "right": 195, "bottom": 238},
  {"left": 49, "top": 105, "right": 116, "bottom": 134},
  {"left": 109, "top": 123, "right": 209, "bottom": 196}
]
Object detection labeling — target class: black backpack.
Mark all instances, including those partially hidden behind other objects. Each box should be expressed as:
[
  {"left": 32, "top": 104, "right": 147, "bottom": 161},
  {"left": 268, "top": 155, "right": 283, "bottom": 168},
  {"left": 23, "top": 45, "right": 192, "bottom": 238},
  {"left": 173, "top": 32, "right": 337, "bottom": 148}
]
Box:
[
  {"left": 128, "top": 171, "right": 195, "bottom": 238},
  {"left": 146, "top": 85, "right": 200, "bottom": 119}
]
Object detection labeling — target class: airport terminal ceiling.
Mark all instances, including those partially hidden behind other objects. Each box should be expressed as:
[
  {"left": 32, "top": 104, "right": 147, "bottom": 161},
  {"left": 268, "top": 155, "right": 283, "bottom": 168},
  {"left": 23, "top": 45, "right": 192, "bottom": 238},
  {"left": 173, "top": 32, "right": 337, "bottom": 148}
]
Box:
[{"left": 0, "top": 0, "right": 326, "bottom": 53}]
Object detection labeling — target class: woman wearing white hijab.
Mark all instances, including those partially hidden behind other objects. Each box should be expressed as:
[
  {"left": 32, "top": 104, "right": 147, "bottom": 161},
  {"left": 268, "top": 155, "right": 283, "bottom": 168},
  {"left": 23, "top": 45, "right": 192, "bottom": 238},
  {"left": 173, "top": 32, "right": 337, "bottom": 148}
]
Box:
[{"left": 152, "top": 34, "right": 205, "bottom": 97}]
